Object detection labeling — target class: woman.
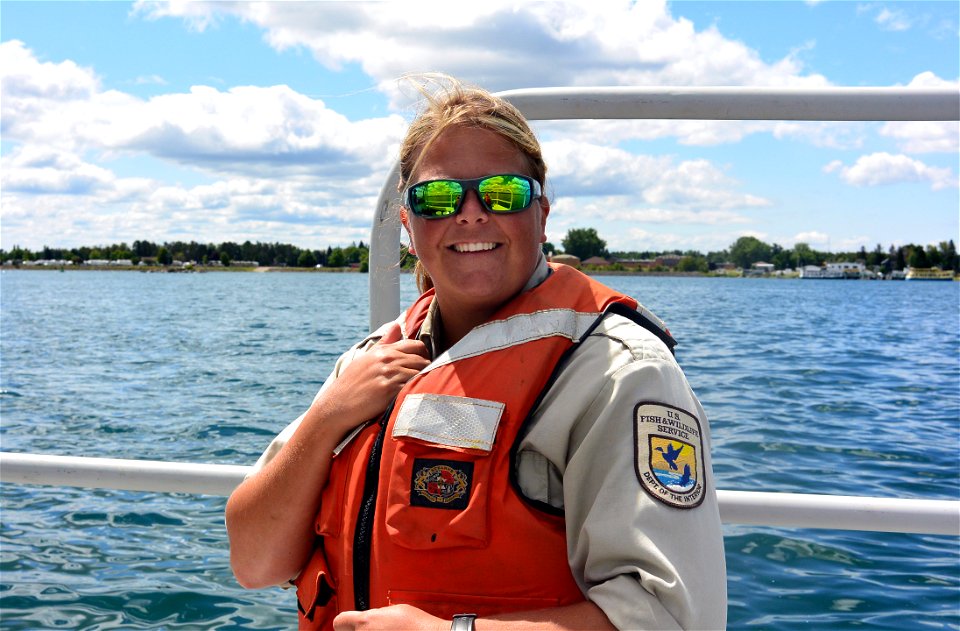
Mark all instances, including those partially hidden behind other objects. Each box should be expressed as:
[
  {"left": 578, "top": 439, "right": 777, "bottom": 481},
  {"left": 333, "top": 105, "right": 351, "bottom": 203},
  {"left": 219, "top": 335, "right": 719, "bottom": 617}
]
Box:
[{"left": 226, "top": 79, "right": 727, "bottom": 630}]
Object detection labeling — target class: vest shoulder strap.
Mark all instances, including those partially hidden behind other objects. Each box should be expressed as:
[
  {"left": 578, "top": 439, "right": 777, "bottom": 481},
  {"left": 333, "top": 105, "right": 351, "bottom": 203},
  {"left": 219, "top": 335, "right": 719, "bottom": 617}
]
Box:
[{"left": 603, "top": 301, "right": 677, "bottom": 354}]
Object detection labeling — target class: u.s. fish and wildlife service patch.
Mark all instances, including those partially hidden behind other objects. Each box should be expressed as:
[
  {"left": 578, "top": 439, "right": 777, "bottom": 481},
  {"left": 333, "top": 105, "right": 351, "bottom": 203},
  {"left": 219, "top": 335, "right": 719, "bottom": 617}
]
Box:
[{"left": 634, "top": 402, "right": 706, "bottom": 509}]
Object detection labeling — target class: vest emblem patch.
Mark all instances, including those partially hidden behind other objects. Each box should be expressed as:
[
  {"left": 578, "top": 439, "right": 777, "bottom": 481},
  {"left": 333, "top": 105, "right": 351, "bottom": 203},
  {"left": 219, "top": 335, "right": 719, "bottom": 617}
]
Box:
[
  {"left": 411, "top": 458, "right": 473, "bottom": 510},
  {"left": 635, "top": 402, "right": 706, "bottom": 509}
]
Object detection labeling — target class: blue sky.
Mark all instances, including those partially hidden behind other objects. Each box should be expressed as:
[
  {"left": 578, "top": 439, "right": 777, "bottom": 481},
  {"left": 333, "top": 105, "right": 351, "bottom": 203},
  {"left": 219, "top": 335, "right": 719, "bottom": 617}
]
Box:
[{"left": 2, "top": 1, "right": 957, "bottom": 256}]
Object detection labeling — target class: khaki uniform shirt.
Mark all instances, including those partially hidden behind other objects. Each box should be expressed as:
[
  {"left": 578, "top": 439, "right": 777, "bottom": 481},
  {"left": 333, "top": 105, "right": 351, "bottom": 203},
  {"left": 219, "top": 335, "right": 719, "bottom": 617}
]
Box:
[{"left": 251, "top": 258, "right": 728, "bottom": 630}]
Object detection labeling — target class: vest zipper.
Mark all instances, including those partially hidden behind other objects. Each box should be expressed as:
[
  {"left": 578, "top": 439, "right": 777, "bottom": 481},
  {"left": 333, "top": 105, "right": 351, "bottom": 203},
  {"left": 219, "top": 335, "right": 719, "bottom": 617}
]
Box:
[{"left": 352, "top": 402, "right": 394, "bottom": 611}]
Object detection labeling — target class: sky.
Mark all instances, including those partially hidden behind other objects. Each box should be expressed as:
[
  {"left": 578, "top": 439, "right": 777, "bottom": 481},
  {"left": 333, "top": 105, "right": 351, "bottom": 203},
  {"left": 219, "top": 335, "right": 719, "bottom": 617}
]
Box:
[{"left": 1, "top": 1, "right": 957, "bottom": 257}]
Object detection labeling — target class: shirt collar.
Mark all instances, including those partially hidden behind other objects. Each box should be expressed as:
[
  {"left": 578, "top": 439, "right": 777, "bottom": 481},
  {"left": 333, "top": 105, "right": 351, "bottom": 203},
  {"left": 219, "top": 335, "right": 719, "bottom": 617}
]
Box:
[{"left": 415, "top": 252, "right": 551, "bottom": 359}]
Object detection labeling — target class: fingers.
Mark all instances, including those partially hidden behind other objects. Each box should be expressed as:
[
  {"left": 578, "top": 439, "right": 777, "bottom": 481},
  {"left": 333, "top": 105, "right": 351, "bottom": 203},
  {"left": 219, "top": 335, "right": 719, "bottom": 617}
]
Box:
[
  {"left": 377, "top": 321, "right": 430, "bottom": 361},
  {"left": 377, "top": 322, "right": 403, "bottom": 345}
]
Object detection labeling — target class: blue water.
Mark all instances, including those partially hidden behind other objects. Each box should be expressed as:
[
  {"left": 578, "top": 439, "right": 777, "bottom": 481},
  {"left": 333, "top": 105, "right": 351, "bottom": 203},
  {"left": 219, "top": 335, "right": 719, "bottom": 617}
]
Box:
[{"left": 2, "top": 270, "right": 958, "bottom": 629}]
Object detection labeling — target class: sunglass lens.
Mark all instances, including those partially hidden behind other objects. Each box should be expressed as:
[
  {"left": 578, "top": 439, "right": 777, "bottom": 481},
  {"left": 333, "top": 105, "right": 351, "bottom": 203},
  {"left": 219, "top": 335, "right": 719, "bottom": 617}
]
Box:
[
  {"left": 477, "top": 175, "right": 532, "bottom": 213},
  {"left": 411, "top": 180, "right": 463, "bottom": 217}
]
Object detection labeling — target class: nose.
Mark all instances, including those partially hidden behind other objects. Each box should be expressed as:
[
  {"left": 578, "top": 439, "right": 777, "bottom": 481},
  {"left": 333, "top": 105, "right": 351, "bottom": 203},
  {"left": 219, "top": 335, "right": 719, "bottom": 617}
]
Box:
[{"left": 456, "top": 189, "right": 489, "bottom": 224}]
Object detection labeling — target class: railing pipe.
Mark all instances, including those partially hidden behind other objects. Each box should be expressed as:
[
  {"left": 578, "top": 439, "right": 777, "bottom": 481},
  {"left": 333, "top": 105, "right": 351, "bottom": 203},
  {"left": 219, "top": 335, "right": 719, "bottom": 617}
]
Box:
[
  {"left": 718, "top": 489, "right": 959, "bottom": 536},
  {"left": 368, "top": 86, "right": 960, "bottom": 330},
  {"left": 2, "top": 452, "right": 958, "bottom": 535},
  {"left": 0, "top": 451, "right": 247, "bottom": 497},
  {"left": 497, "top": 86, "right": 960, "bottom": 122}
]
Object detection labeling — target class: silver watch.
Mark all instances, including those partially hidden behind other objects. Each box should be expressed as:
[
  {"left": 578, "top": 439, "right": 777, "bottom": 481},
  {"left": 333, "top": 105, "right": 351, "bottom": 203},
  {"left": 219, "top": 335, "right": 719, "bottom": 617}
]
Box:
[{"left": 451, "top": 613, "right": 477, "bottom": 631}]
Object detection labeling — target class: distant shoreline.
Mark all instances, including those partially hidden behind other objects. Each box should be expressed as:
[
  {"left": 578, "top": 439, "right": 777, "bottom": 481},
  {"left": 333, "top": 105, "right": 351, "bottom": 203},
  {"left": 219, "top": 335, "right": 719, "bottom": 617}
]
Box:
[
  {"left": 7, "top": 264, "right": 952, "bottom": 281},
  {"left": 0, "top": 264, "right": 784, "bottom": 279}
]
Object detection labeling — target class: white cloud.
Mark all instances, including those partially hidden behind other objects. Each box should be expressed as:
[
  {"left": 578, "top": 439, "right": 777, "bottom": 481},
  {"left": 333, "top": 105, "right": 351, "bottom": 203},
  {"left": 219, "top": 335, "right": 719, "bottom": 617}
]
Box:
[
  {"left": 793, "top": 231, "right": 831, "bottom": 247},
  {"left": 129, "top": 2, "right": 958, "bottom": 160},
  {"left": 880, "top": 120, "right": 960, "bottom": 153},
  {"left": 3, "top": 146, "right": 116, "bottom": 194},
  {"left": 875, "top": 8, "right": 912, "bottom": 32},
  {"left": 542, "top": 139, "right": 770, "bottom": 212},
  {"left": 1, "top": 40, "right": 407, "bottom": 175},
  {"left": 879, "top": 73, "right": 960, "bottom": 153},
  {"left": 0, "top": 40, "right": 413, "bottom": 249},
  {"left": 640, "top": 159, "right": 771, "bottom": 210},
  {"left": 133, "top": 74, "right": 168, "bottom": 86},
  {"left": 824, "top": 152, "right": 957, "bottom": 190},
  {"left": 135, "top": 1, "right": 832, "bottom": 98}
]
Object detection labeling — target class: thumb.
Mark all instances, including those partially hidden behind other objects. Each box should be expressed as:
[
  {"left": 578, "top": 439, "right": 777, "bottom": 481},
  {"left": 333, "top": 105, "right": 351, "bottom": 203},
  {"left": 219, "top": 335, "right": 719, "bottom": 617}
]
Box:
[{"left": 377, "top": 321, "right": 403, "bottom": 345}]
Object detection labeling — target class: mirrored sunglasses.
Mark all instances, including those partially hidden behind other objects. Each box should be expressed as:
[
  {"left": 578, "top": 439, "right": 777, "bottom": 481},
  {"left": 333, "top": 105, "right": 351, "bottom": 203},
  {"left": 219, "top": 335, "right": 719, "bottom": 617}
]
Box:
[{"left": 404, "top": 174, "right": 542, "bottom": 219}]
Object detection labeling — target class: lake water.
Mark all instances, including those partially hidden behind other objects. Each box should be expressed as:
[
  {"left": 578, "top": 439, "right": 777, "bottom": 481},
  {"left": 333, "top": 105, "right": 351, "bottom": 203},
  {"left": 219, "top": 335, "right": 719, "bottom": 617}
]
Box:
[{"left": 1, "top": 269, "right": 958, "bottom": 629}]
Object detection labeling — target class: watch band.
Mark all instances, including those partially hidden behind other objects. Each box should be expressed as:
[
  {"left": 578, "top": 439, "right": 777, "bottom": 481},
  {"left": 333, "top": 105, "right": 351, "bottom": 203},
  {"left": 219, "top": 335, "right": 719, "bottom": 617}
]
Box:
[{"left": 451, "top": 613, "right": 477, "bottom": 631}]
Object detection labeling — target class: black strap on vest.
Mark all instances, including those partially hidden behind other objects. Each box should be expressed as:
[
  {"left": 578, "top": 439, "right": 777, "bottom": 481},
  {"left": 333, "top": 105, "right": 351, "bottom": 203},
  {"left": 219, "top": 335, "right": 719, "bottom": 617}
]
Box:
[
  {"left": 608, "top": 301, "right": 677, "bottom": 354},
  {"left": 509, "top": 301, "right": 677, "bottom": 516},
  {"left": 352, "top": 400, "right": 396, "bottom": 611}
]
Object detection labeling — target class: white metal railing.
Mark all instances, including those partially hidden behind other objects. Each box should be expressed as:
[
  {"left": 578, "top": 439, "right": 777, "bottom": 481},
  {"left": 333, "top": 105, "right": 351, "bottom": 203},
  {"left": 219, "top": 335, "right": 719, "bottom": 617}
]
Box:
[
  {"left": 368, "top": 85, "right": 960, "bottom": 330},
  {"left": 1, "top": 452, "right": 958, "bottom": 536}
]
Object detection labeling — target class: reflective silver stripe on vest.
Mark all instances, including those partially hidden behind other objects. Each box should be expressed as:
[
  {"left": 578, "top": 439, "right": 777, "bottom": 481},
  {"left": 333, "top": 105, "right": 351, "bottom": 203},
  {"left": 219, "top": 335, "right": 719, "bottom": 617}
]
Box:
[
  {"left": 423, "top": 308, "right": 602, "bottom": 375},
  {"left": 392, "top": 394, "right": 505, "bottom": 451}
]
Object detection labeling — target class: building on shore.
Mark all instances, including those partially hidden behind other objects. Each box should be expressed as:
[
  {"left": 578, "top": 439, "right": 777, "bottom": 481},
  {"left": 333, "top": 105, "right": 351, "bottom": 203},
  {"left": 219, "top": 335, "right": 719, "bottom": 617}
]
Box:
[
  {"left": 800, "top": 262, "right": 865, "bottom": 279},
  {"left": 549, "top": 254, "right": 580, "bottom": 268}
]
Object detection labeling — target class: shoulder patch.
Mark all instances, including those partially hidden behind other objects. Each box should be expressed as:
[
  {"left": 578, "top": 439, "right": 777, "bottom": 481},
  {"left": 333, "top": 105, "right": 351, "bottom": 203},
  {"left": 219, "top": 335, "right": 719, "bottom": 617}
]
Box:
[{"left": 634, "top": 402, "right": 706, "bottom": 509}]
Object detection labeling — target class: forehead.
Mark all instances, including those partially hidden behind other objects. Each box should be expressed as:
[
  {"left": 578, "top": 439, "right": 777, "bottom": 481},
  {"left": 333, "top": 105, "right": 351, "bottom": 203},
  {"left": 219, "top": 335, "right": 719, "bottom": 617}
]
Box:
[{"left": 412, "top": 126, "right": 530, "bottom": 182}]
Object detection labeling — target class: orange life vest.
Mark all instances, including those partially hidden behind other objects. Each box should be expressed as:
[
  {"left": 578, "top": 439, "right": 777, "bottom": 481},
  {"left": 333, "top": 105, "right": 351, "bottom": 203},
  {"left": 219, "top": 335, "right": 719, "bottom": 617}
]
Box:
[{"left": 294, "top": 264, "right": 673, "bottom": 629}]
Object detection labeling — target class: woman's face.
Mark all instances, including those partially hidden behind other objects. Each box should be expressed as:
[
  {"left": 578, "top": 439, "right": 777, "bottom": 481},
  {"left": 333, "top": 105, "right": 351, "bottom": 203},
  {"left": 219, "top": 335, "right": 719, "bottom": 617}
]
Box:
[{"left": 402, "top": 125, "right": 549, "bottom": 321}]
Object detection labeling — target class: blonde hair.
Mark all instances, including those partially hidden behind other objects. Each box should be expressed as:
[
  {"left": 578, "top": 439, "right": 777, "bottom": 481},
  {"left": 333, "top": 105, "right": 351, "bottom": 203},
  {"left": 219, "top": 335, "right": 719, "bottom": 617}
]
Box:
[{"left": 398, "top": 76, "right": 547, "bottom": 293}]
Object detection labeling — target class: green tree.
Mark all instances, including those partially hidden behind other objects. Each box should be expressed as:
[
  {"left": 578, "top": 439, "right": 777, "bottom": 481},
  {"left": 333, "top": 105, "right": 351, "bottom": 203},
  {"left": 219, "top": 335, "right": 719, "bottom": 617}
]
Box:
[
  {"left": 344, "top": 243, "right": 362, "bottom": 264},
  {"left": 895, "top": 247, "right": 907, "bottom": 270},
  {"left": 562, "top": 228, "right": 607, "bottom": 260},
  {"left": 157, "top": 247, "right": 173, "bottom": 265},
  {"left": 327, "top": 248, "right": 346, "bottom": 267},
  {"left": 677, "top": 255, "right": 708, "bottom": 273},
  {"left": 907, "top": 245, "right": 929, "bottom": 268},
  {"left": 297, "top": 250, "right": 318, "bottom": 268},
  {"left": 942, "top": 240, "right": 958, "bottom": 272},
  {"left": 542, "top": 242, "right": 557, "bottom": 256},
  {"left": 729, "top": 236, "right": 772, "bottom": 269},
  {"left": 219, "top": 251, "right": 231, "bottom": 267}
]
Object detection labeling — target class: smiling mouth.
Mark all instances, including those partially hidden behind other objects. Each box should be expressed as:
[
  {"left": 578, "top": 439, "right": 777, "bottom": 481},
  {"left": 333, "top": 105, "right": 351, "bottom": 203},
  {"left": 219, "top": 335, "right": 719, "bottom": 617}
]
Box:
[{"left": 451, "top": 242, "right": 499, "bottom": 253}]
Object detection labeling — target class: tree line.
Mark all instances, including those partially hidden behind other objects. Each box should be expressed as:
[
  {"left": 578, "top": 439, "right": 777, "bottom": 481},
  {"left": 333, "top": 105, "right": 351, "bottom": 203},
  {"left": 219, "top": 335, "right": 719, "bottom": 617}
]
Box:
[
  {"left": 1, "top": 240, "right": 371, "bottom": 271},
  {"left": 550, "top": 228, "right": 960, "bottom": 273},
  {"left": 4, "top": 231, "right": 957, "bottom": 274}
]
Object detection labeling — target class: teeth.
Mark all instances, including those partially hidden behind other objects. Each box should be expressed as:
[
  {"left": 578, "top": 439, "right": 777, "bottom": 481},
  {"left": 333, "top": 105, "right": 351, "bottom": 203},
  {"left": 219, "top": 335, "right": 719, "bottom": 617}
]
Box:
[{"left": 453, "top": 242, "right": 497, "bottom": 253}]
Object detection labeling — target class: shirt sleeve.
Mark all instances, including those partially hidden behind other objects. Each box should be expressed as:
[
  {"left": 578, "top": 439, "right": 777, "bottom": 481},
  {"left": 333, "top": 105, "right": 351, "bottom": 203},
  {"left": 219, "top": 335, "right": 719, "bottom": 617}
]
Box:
[{"left": 516, "top": 314, "right": 727, "bottom": 630}]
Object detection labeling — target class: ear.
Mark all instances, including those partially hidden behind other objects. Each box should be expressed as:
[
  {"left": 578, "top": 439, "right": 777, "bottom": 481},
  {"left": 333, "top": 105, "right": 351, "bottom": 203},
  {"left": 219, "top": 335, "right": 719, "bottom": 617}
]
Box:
[
  {"left": 400, "top": 207, "right": 417, "bottom": 256},
  {"left": 538, "top": 196, "right": 550, "bottom": 244}
]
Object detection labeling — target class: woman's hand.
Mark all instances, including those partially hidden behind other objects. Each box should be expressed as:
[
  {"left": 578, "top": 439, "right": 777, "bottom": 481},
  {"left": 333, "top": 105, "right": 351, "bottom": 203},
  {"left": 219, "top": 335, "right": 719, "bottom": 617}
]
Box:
[
  {"left": 334, "top": 605, "right": 445, "bottom": 631},
  {"left": 319, "top": 322, "right": 430, "bottom": 432},
  {"left": 226, "top": 322, "right": 429, "bottom": 589}
]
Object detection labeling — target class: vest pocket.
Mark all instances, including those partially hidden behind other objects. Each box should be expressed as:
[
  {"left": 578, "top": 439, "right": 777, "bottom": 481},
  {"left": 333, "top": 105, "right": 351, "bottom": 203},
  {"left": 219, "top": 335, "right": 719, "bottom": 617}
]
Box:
[
  {"left": 382, "top": 439, "right": 493, "bottom": 550},
  {"left": 383, "top": 394, "right": 504, "bottom": 550},
  {"left": 295, "top": 546, "right": 338, "bottom": 628}
]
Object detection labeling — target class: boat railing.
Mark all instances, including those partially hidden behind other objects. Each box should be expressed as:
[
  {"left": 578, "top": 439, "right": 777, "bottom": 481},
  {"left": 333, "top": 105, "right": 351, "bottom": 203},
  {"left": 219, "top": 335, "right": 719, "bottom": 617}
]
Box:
[
  {"left": 2, "top": 86, "right": 959, "bottom": 537},
  {"left": 1, "top": 452, "right": 957, "bottom": 535},
  {"left": 368, "top": 85, "right": 960, "bottom": 330}
]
